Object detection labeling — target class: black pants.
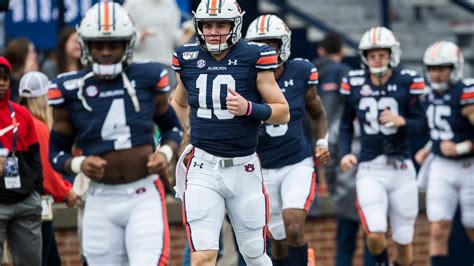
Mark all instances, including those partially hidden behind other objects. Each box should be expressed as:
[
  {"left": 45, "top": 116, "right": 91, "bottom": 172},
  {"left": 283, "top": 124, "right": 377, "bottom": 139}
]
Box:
[{"left": 42, "top": 221, "right": 61, "bottom": 266}]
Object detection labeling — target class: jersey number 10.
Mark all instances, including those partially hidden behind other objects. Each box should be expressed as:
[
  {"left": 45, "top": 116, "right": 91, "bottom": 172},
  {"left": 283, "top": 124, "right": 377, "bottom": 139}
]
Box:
[{"left": 196, "top": 74, "right": 235, "bottom": 120}]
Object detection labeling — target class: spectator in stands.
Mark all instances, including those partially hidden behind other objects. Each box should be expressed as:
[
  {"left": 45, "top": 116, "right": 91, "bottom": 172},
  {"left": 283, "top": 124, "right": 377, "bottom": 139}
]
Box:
[
  {"left": 42, "top": 27, "right": 83, "bottom": 80},
  {"left": 4, "top": 38, "right": 39, "bottom": 102},
  {"left": 0, "top": 56, "right": 43, "bottom": 266},
  {"left": 124, "top": 0, "right": 181, "bottom": 88},
  {"left": 314, "top": 33, "right": 375, "bottom": 266},
  {"left": 18, "top": 71, "right": 78, "bottom": 266}
]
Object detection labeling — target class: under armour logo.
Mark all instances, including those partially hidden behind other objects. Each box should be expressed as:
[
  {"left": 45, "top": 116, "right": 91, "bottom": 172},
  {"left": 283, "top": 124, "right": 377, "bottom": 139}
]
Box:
[
  {"left": 244, "top": 164, "right": 255, "bottom": 172},
  {"left": 228, "top": 59, "right": 238, "bottom": 65},
  {"left": 193, "top": 162, "right": 204, "bottom": 168},
  {"left": 284, "top": 79, "right": 294, "bottom": 87},
  {"left": 387, "top": 84, "right": 397, "bottom": 91}
]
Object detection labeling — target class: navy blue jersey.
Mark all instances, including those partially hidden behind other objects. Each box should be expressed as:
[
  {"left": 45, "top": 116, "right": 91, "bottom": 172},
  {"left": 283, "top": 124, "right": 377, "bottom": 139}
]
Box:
[
  {"left": 48, "top": 62, "right": 170, "bottom": 156},
  {"left": 257, "top": 59, "right": 318, "bottom": 168},
  {"left": 172, "top": 40, "right": 278, "bottom": 157},
  {"left": 425, "top": 79, "right": 474, "bottom": 158},
  {"left": 338, "top": 68, "right": 427, "bottom": 162}
]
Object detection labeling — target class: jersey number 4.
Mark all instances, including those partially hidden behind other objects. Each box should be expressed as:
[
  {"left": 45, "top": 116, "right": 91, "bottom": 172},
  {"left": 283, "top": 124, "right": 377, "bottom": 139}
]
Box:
[
  {"left": 359, "top": 97, "right": 399, "bottom": 135},
  {"left": 101, "top": 99, "right": 132, "bottom": 150},
  {"left": 196, "top": 74, "right": 235, "bottom": 120}
]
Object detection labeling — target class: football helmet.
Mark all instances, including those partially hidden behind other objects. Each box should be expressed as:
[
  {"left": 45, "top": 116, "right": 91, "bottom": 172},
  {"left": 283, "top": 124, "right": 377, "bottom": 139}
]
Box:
[
  {"left": 77, "top": 1, "right": 136, "bottom": 74},
  {"left": 423, "top": 41, "right": 464, "bottom": 91},
  {"left": 246, "top": 14, "right": 291, "bottom": 65},
  {"left": 359, "top": 26, "right": 401, "bottom": 75},
  {"left": 193, "top": 0, "right": 245, "bottom": 53}
]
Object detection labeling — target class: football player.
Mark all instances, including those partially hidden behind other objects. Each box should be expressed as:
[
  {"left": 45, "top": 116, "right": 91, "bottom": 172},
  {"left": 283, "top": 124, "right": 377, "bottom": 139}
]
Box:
[
  {"left": 48, "top": 2, "right": 182, "bottom": 265},
  {"left": 170, "top": 0, "right": 290, "bottom": 265},
  {"left": 415, "top": 41, "right": 474, "bottom": 266},
  {"left": 245, "top": 14, "right": 330, "bottom": 266},
  {"left": 338, "top": 26, "right": 427, "bottom": 266}
]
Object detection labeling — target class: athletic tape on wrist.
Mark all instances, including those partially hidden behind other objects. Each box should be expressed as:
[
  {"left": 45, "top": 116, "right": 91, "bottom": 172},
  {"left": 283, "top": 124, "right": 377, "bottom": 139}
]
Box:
[{"left": 71, "top": 156, "right": 86, "bottom": 174}]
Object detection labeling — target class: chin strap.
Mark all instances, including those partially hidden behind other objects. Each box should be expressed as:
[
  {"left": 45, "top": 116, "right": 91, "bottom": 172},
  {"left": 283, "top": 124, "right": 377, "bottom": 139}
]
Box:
[
  {"left": 92, "top": 62, "right": 123, "bottom": 79},
  {"left": 430, "top": 82, "right": 449, "bottom": 92},
  {"left": 369, "top": 65, "right": 390, "bottom": 75}
]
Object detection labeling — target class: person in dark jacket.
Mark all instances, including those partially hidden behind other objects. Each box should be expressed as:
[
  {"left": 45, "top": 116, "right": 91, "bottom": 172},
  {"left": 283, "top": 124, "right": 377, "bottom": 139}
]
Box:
[{"left": 0, "top": 56, "right": 43, "bottom": 266}]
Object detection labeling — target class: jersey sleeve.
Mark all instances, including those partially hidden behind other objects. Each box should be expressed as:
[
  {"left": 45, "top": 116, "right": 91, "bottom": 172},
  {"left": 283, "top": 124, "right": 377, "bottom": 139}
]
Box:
[
  {"left": 460, "top": 79, "right": 474, "bottom": 105},
  {"left": 172, "top": 51, "right": 181, "bottom": 73},
  {"left": 255, "top": 45, "right": 278, "bottom": 71},
  {"left": 47, "top": 79, "right": 65, "bottom": 107},
  {"left": 340, "top": 76, "right": 351, "bottom": 95},
  {"left": 154, "top": 64, "right": 170, "bottom": 93},
  {"left": 409, "top": 75, "right": 426, "bottom": 95}
]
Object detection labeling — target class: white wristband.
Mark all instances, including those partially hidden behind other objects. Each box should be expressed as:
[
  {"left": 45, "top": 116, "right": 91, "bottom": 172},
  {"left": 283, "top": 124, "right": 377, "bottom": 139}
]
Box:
[
  {"left": 156, "top": 145, "right": 174, "bottom": 163},
  {"left": 71, "top": 156, "right": 86, "bottom": 174},
  {"left": 455, "top": 141, "right": 471, "bottom": 155},
  {"left": 316, "top": 138, "right": 328, "bottom": 149}
]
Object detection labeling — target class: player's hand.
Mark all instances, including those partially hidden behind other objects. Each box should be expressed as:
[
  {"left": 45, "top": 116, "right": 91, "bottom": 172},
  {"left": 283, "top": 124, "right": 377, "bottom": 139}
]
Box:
[
  {"left": 379, "top": 108, "right": 406, "bottom": 128},
  {"left": 226, "top": 88, "right": 248, "bottom": 116},
  {"left": 147, "top": 152, "right": 168, "bottom": 177},
  {"left": 440, "top": 140, "right": 460, "bottom": 157},
  {"left": 0, "top": 156, "right": 4, "bottom": 177},
  {"left": 81, "top": 156, "right": 107, "bottom": 181},
  {"left": 340, "top": 154, "right": 358, "bottom": 172},
  {"left": 415, "top": 148, "right": 431, "bottom": 165},
  {"left": 315, "top": 146, "right": 331, "bottom": 166},
  {"left": 65, "top": 189, "right": 78, "bottom": 208}
]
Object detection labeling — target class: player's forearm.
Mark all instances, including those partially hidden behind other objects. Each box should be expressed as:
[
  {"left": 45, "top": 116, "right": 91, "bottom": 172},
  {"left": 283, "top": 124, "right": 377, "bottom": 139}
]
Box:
[
  {"left": 170, "top": 99, "right": 190, "bottom": 128},
  {"left": 266, "top": 102, "right": 290, "bottom": 125},
  {"left": 311, "top": 110, "right": 328, "bottom": 140}
]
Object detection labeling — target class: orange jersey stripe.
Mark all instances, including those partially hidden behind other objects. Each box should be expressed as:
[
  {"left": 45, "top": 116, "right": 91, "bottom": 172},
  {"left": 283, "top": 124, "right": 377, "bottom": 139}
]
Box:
[
  {"left": 172, "top": 56, "right": 180, "bottom": 67},
  {"left": 461, "top": 91, "right": 474, "bottom": 100},
  {"left": 341, "top": 82, "right": 350, "bottom": 91},
  {"left": 410, "top": 82, "right": 425, "bottom": 90},
  {"left": 156, "top": 75, "right": 169, "bottom": 90},
  {"left": 48, "top": 89, "right": 63, "bottom": 99},
  {"left": 309, "top": 72, "right": 319, "bottom": 81},
  {"left": 304, "top": 172, "right": 316, "bottom": 211},
  {"left": 356, "top": 198, "right": 370, "bottom": 235},
  {"left": 155, "top": 179, "right": 170, "bottom": 266},
  {"left": 256, "top": 55, "right": 277, "bottom": 65}
]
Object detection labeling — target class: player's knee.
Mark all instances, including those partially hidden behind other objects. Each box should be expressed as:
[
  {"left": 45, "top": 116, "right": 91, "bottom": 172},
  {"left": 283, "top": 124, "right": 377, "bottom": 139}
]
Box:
[
  {"left": 366, "top": 233, "right": 386, "bottom": 254},
  {"left": 190, "top": 250, "right": 218, "bottom": 266},
  {"left": 285, "top": 221, "right": 305, "bottom": 244},
  {"left": 430, "top": 222, "right": 450, "bottom": 244},
  {"left": 240, "top": 237, "right": 265, "bottom": 259},
  {"left": 392, "top": 226, "right": 414, "bottom": 245},
  {"left": 242, "top": 253, "right": 272, "bottom": 266}
]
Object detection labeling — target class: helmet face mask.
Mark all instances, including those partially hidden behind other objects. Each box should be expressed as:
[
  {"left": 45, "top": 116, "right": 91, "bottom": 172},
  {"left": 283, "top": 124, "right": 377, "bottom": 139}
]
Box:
[
  {"left": 193, "top": 0, "right": 245, "bottom": 54},
  {"left": 77, "top": 2, "right": 136, "bottom": 77},
  {"left": 423, "top": 41, "right": 463, "bottom": 91},
  {"left": 359, "top": 26, "right": 400, "bottom": 75},
  {"left": 246, "top": 14, "right": 291, "bottom": 65}
]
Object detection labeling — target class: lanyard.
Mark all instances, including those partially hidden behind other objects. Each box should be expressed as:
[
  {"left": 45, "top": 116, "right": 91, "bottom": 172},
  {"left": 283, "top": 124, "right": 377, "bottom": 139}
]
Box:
[{"left": 7, "top": 103, "right": 17, "bottom": 155}]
